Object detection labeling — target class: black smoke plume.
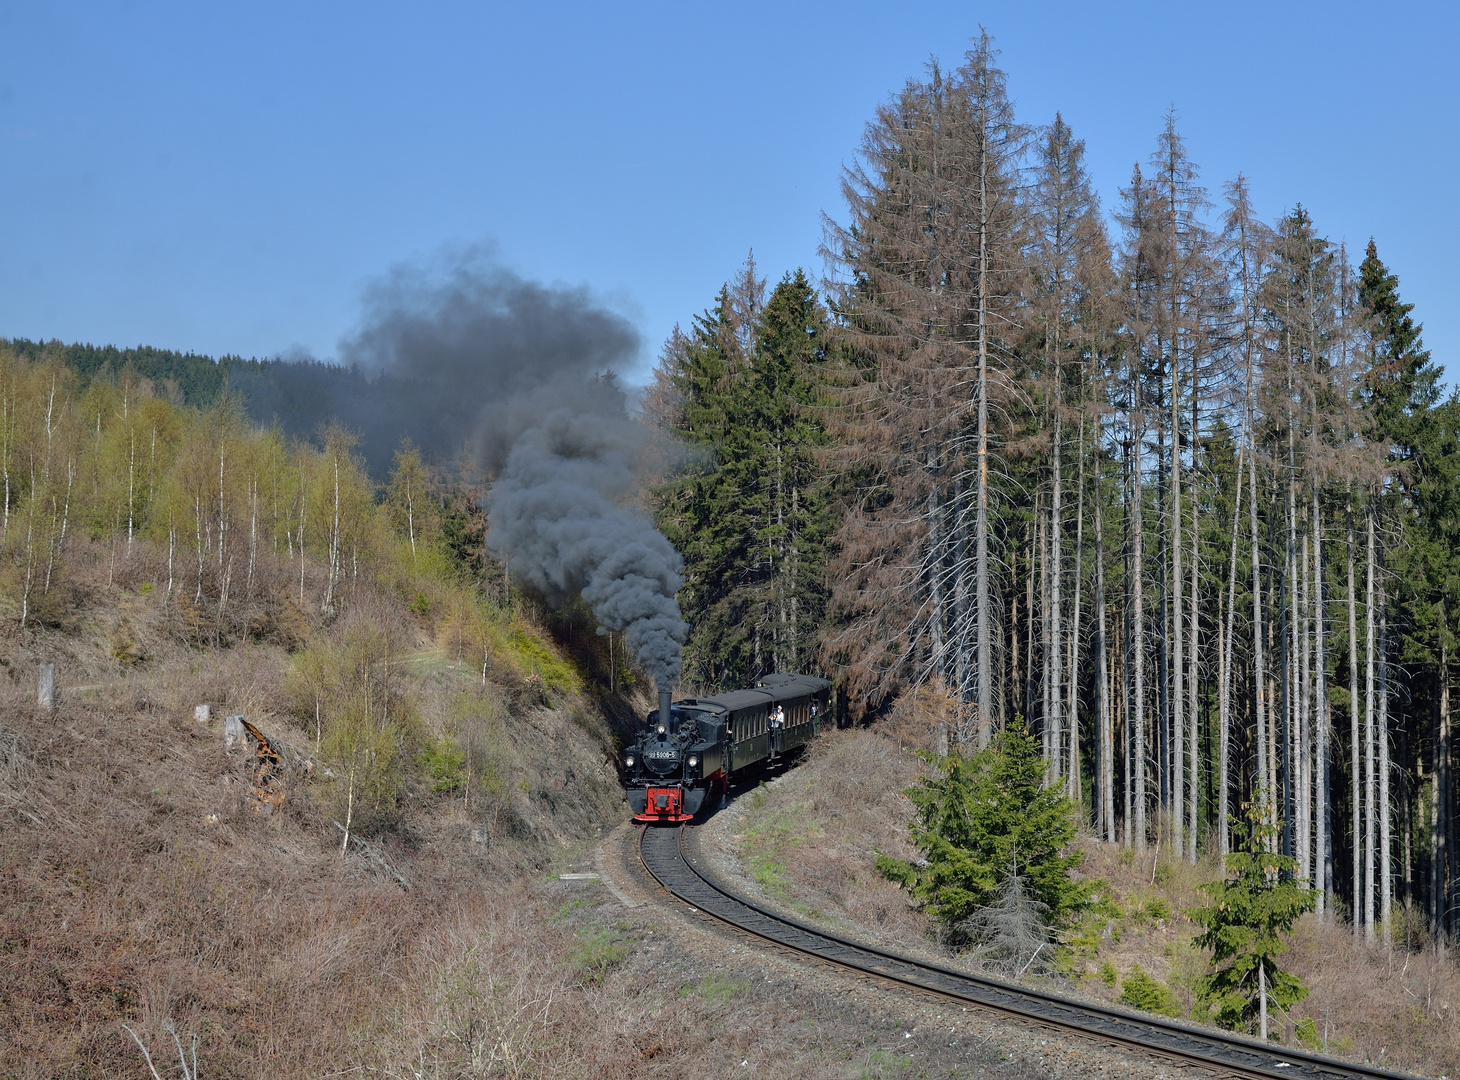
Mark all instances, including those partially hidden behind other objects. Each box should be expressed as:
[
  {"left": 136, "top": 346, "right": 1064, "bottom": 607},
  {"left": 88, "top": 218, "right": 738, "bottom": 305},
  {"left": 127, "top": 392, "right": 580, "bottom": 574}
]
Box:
[
  {"left": 236, "top": 249, "right": 642, "bottom": 476},
  {"left": 487, "top": 406, "right": 687, "bottom": 690},
  {"left": 239, "top": 248, "right": 687, "bottom": 689}
]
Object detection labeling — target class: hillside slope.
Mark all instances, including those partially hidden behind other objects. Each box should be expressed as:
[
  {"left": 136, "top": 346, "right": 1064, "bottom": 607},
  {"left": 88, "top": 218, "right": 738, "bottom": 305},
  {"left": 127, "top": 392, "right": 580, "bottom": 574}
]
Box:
[{"left": 0, "top": 539, "right": 637, "bottom": 1076}]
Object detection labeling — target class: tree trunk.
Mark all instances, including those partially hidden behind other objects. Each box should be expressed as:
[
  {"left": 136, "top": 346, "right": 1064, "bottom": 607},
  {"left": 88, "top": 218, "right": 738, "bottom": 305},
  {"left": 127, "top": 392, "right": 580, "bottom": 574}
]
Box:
[
  {"left": 1259, "top": 960, "right": 1269, "bottom": 1041},
  {"left": 1165, "top": 150, "right": 1185, "bottom": 866},
  {"left": 1250, "top": 423, "right": 1268, "bottom": 824},
  {"left": 1134, "top": 429, "right": 1148, "bottom": 852},
  {"left": 1268, "top": 503, "right": 1281, "bottom": 847},
  {"left": 1041, "top": 508, "right": 1051, "bottom": 762},
  {"left": 1123, "top": 431, "right": 1135, "bottom": 847},
  {"left": 1299, "top": 529, "right": 1312, "bottom": 883},
  {"left": 1068, "top": 411, "right": 1086, "bottom": 802},
  {"left": 1431, "top": 610, "right": 1445, "bottom": 949},
  {"left": 1282, "top": 466, "right": 1297, "bottom": 861},
  {"left": 1379, "top": 595, "right": 1392, "bottom": 947},
  {"left": 1313, "top": 483, "right": 1331, "bottom": 911},
  {"left": 1347, "top": 487, "right": 1361, "bottom": 935},
  {"left": 1431, "top": 696, "right": 1442, "bottom": 947},
  {"left": 1027, "top": 518, "right": 1036, "bottom": 724},
  {"left": 974, "top": 106, "right": 992, "bottom": 746},
  {"left": 1364, "top": 499, "right": 1377, "bottom": 943},
  {"left": 1095, "top": 441, "right": 1113, "bottom": 840},
  {"left": 1050, "top": 391, "right": 1064, "bottom": 783},
  {"left": 1158, "top": 422, "right": 1171, "bottom": 848},
  {"left": 1220, "top": 447, "right": 1243, "bottom": 858},
  {"left": 1188, "top": 385, "right": 1200, "bottom": 861}
]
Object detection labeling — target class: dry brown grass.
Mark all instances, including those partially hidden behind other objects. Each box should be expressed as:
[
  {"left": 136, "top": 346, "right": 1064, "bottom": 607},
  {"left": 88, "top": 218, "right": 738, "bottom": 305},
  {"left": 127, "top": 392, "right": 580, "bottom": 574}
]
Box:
[
  {"left": 0, "top": 690, "right": 1040, "bottom": 1080},
  {"left": 0, "top": 735, "right": 627, "bottom": 1078},
  {"left": 0, "top": 543, "right": 633, "bottom": 1077},
  {"left": 711, "top": 725, "right": 939, "bottom": 955}
]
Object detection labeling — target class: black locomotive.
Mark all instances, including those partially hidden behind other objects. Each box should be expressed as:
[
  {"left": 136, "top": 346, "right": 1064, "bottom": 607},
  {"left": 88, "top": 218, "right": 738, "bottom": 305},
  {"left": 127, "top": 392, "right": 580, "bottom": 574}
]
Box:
[{"left": 624, "top": 673, "right": 832, "bottom": 823}]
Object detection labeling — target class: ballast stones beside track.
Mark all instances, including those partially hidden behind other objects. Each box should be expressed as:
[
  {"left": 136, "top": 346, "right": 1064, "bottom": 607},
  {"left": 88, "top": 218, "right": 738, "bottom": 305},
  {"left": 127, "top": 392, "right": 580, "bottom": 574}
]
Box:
[{"left": 640, "top": 824, "right": 1420, "bottom": 1080}]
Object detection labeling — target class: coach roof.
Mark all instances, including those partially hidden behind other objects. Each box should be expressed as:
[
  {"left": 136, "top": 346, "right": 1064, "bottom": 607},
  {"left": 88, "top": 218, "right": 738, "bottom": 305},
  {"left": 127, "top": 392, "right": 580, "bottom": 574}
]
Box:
[{"left": 678, "top": 674, "right": 830, "bottom": 716}]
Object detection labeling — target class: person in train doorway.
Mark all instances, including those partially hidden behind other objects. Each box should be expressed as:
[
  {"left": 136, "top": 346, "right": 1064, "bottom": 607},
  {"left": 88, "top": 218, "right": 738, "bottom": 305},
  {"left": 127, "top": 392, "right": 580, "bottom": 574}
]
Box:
[{"left": 770, "top": 704, "right": 784, "bottom": 755}]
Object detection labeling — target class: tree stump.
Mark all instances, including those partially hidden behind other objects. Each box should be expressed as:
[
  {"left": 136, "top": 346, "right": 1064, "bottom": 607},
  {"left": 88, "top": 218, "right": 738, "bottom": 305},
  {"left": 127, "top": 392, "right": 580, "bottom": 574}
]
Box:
[{"left": 37, "top": 664, "right": 55, "bottom": 713}]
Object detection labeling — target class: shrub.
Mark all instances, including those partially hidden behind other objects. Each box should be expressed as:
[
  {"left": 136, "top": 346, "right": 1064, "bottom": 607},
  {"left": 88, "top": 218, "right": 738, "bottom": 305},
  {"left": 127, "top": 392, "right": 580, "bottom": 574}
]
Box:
[
  {"left": 290, "top": 600, "right": 423, "bottom": 838},
  {"left": 1120, "top": 967, "right": 1182, "bottom": 1017},
  {"left": 566, "top": 927, "right": 627, "bottom": 986},
  {"left": 420, "top": 741, "right": 467, "bottom": 794}
]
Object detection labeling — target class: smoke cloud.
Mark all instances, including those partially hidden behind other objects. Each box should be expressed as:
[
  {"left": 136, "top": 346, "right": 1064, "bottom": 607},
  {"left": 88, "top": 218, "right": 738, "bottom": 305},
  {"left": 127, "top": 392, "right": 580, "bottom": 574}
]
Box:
[
  {"left": 238, "top": 248, "right": 688, "bottom": 689},
  {"left": 237, "top": 248, "right": 643, "bottom": 476},
  {"left": 487, "top": 408, "right": 687, "bottom": 690}
]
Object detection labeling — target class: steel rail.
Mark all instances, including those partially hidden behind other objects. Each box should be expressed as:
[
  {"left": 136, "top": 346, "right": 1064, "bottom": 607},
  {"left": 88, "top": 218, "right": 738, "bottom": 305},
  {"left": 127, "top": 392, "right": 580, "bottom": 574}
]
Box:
[{"left": 638, "top": 824, "right": 1417, "bottom": 1080}]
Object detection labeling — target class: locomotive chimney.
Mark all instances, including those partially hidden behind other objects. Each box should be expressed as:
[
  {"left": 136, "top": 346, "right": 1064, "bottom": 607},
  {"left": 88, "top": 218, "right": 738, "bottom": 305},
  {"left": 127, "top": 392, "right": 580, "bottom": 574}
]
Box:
[{"left": 658, "top": 689, "right": 672, "bottom": 728}]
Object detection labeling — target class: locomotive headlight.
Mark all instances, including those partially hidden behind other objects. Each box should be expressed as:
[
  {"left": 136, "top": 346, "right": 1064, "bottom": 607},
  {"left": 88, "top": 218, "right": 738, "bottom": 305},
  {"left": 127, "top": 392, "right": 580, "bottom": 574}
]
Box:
[
  {"left": 688, "top": 755, "right": 698, "bottom": 768},
  {"left": 625, "top": 755, "right": 635, "bottom": 767}
]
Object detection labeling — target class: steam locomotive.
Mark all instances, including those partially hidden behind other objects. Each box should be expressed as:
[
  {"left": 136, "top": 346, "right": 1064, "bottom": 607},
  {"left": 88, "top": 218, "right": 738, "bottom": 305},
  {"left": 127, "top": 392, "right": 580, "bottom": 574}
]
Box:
[{"left": 624, "top": 672, "right": 832, "bottom": 823}]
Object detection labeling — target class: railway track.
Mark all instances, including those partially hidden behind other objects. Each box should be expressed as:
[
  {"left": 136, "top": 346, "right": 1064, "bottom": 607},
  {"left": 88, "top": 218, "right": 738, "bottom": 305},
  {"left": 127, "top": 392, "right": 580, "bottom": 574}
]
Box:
[{"left": 639, "top": 824, "right": 1418, "bottom": 1080}]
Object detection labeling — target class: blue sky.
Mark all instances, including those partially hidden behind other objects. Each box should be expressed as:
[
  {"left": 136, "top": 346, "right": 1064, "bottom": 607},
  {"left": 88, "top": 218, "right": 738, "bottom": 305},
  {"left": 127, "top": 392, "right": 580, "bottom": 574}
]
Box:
[{"left": 1, "top": 1, "right": 1456, "bottom": 384}]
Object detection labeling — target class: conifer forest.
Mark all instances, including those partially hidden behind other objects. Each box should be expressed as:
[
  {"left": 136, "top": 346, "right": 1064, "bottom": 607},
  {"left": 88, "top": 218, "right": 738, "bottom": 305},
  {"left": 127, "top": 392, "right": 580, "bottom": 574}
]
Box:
[{"left": 647, "top": 35, "right": 1457, "bottom": 946}]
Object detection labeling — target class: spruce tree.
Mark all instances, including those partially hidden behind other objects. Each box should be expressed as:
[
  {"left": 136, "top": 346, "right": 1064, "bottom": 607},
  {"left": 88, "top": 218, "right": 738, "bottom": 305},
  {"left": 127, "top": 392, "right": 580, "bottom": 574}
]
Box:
[
  {"left": 654, "top": 270, "right": 833, "bottom": 691},
  {"left": 821, "top": 34, "right": 1027, "bottom": 726},
  {"left": 1355, "top": 241, "right": 1448, "bottom": 936},
  {"left": 1357, "top": 239, "right": 1439, "bottom": 462},
  {"left": 876, "top": 717, "right": 1092, "bottom": 941},
  {"left": 1193, "top": 806, "right": 1316, "bottom": 1039}
]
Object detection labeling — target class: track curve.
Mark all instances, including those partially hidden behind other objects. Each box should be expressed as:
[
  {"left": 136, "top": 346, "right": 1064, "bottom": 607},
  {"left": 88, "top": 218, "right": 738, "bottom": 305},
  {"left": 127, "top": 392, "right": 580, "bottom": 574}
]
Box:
[{"left": 639, "top": 824, "right": 1417, "bottom": 1080}]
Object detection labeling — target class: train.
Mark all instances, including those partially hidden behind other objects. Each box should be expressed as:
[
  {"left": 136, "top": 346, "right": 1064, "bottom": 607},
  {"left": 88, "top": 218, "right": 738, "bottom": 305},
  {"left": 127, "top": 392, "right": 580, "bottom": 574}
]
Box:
[{"left": 624, "top": 672, "right": 832, "bottom": 824}]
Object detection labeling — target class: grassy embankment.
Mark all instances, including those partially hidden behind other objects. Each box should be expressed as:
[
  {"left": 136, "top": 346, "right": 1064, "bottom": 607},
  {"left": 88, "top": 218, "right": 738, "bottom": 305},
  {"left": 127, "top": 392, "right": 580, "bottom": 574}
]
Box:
[{"left": 726, "top": 707, "right": 1459, "bottom": 1078}]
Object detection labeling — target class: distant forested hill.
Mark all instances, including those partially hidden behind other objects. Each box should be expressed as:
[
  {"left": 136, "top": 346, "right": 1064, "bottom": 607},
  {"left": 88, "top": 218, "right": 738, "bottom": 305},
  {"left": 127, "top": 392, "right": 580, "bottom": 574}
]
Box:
[
  {"left": 4, "top": 337, "right": 475, "bottom": 478},
  {"left": 2, "top": 336, "right": 272, "bottom": 408},
  {"left": 2, "top": 337, "right": 403, "bottom": 474}
]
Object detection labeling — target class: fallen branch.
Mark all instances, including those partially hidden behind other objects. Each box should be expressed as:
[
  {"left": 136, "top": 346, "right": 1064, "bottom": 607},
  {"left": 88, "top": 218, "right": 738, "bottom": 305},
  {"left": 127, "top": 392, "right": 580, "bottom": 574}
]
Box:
[{"left": 333, "top": 821, "right": 411, "bottom": 890}]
